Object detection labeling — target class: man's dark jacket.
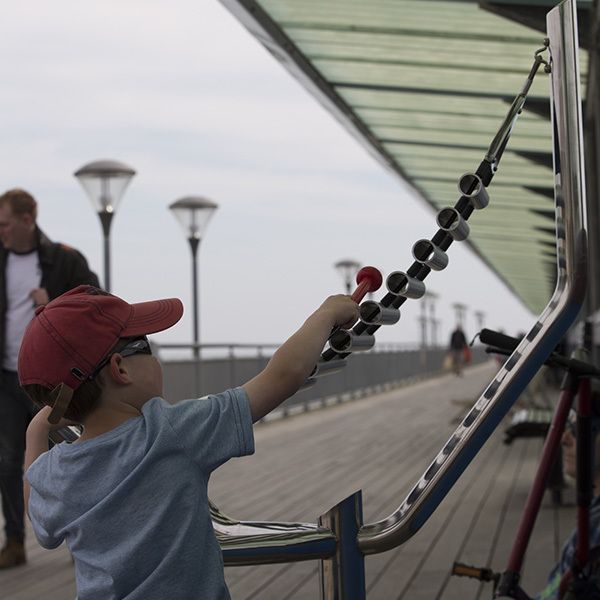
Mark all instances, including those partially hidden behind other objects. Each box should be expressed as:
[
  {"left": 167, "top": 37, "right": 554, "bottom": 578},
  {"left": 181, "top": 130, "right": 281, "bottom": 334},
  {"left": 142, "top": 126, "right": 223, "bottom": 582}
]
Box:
[{"left": 0, "top": 227, "right": 100, "bottom": 364}]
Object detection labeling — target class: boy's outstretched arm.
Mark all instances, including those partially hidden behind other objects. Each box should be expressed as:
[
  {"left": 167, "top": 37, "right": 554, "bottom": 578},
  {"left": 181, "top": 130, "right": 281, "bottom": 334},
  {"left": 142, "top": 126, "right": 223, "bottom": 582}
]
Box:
[{"left": 243, "top": 295, "right": 359, "bottom": 422}]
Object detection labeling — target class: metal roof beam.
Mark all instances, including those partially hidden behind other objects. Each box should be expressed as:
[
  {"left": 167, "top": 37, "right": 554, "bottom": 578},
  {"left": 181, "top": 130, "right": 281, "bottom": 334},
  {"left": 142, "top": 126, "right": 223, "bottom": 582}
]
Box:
[
  {"left": 384, "top": 139, "right": 551, "bottom": 155},
  {"left": 280, "top": 22, "right": 540, "bottom": 45},
  {"left": 534, "top": 225, "right": 558, "bottom": 236},
  {"left": 523, "top": 185, "right": 555, "bottom": 200},
  {"left": 512, "top": 149, "right": 553, "bottom": 168},
  {"left": 529, "top": 208, "right": 556, "bottom": 220},
  {"left": 335, "top": 81, "right": 547, "bottom": 102},
  {"left": 356, "top": 105, "right": 538, "bottom": 120},
  {"left": 518, "top": 97, "right": 551, "bottom": 120},
  {"left": 312, "top": 55, "right": 533, "bottom": 76},
  {"left": 480, "top": 1, "right": 593, "bottom": 49}
]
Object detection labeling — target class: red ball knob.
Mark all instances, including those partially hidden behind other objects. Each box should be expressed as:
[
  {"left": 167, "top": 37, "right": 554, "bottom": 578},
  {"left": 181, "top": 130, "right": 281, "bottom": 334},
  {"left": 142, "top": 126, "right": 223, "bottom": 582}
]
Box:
[{"left": 351, "top": 266, "right": 383, "bottom": 302}]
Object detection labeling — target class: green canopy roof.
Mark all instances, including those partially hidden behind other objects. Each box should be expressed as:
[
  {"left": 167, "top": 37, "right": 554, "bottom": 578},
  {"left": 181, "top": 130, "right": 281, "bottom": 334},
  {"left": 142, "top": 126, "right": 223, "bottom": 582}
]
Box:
[{"left": 221, "top": 0, "right": 592, "bottom": 313}]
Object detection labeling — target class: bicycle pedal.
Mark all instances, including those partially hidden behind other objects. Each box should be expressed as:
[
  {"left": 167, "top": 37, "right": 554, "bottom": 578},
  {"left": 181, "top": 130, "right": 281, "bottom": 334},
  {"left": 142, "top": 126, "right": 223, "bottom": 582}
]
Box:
[{"left": 452, "top": 561, "right": 497, "bottom": 582}]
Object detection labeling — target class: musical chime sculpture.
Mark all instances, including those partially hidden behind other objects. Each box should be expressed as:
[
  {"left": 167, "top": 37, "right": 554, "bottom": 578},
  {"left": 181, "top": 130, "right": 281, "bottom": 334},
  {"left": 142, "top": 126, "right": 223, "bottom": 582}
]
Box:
[{"left": 304, "top": 46, "right": 550, "bottom": 386}]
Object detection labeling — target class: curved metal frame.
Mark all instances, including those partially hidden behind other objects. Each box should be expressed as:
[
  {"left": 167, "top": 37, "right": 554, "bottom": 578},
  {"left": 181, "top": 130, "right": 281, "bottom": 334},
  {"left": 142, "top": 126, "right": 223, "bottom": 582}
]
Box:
[{"left": 359, "top": 0, "right": 587, "bottom": 550}]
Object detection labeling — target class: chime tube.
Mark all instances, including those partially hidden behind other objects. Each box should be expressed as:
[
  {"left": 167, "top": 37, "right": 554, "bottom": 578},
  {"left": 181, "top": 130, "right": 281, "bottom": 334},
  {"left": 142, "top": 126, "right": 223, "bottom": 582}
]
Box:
[
  {"left": 412, "top": 239, "right": 448, "bottom": 271},
  {"left": 359, "top": 301, "right": 400, "bottom": 326},
  {"left": 312, "top": 358, "right": 347, "bottom": 377},
  {"left": 386, "top": 271, "right": 426, "bottom": 299},
  {"left": 458, "top": 173, "right": 489, "bottom": 209},
  {"left": 329, "top": 331, "right": 376, "bottom": 354},
  {"left": 436, "top": 207, "right": 470, "bottom": 241},
  {"left": 298, "top": 376, "right": 318, "bottom": 391}
]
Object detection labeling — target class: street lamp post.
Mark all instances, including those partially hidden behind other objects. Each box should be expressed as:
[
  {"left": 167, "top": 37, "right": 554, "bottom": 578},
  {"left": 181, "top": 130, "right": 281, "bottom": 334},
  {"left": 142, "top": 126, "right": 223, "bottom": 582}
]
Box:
[
  {"left": 334, "top": 259, "right": 361, "bottom": 294},
  {"left": 426, "top": 291, "right": 439, "bottom": 347},
  {"left": 474, "top": 310, "right": 486, "bottom": 332},
  {"left": 74, "top": 159, "right": 136, "bottom": 292},
  {"left": 419, "top": 300, "right": 428, "bottom": 349},
  {"left": 452, "top": 302, "right": 468, "bottom": 328},
  {"left": 169, "top": 197, "right": 218, "bottom": 359}
]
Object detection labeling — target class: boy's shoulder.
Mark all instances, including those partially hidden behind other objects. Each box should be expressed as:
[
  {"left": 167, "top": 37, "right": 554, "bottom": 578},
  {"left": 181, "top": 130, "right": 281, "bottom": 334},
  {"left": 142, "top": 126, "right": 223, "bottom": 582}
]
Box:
[
  {"left": 141, "top": 389, "right": 250, "bottom": 432},
  {"left": 154, "top": 388, "right": 249, "bottom": 414},
  {"left": 155, "top": 387, "right": 255, "bottom": 468}
]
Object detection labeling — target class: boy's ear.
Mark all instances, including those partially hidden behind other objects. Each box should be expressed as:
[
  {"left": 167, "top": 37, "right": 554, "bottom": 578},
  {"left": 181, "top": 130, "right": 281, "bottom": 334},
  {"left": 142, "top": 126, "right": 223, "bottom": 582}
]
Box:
[{"left": 106, "top": 354, "right": 133, "bottom": 385}]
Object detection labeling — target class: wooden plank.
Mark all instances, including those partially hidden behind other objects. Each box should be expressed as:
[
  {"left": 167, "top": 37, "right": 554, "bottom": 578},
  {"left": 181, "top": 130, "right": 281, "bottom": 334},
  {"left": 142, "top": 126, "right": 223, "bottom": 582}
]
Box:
[
  {"left": 414, "top": 440, "right": 515, "bottom": 599},
  {"left": 1, "top": 544, "right": 75, "bottom": 600},
  {"left": 365, "top": 429, "right": 503, "bottom": 599},
  {"left": 441, "top": 439, "right": 534, "bottom": 600}
]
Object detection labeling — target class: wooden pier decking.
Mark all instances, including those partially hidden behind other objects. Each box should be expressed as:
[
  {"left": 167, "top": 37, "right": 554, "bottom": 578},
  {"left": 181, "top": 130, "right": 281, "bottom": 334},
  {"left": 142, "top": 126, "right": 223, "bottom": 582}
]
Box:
[{"left": 1, "top": 362, "right": 575, "bottom": 599}]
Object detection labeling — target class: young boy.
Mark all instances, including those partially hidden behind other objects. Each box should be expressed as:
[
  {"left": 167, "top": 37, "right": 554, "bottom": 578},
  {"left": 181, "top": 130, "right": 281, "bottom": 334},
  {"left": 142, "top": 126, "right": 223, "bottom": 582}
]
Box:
[{"left": 20, "top": 284, "right": 358, "bottom": 600}]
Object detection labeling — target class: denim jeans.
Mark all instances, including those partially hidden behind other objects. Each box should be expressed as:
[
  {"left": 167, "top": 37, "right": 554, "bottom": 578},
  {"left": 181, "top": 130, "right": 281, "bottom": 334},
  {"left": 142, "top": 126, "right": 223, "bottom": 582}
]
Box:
[{"left": 0, "top": 370, "right": 36, "bottom": 542}]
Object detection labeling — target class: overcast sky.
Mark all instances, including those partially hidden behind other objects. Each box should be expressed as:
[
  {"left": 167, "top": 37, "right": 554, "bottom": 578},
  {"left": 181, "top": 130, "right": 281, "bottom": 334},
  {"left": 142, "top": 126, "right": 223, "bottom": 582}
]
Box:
[{"left": 0, "top": 0, "right": 538, "bottom": 355}]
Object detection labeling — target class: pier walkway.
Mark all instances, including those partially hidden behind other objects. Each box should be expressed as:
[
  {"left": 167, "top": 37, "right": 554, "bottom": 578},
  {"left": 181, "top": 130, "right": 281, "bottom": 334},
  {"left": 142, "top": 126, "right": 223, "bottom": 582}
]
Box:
[{"left": 1, "top": 361, "right": 573, "bottom": 599}]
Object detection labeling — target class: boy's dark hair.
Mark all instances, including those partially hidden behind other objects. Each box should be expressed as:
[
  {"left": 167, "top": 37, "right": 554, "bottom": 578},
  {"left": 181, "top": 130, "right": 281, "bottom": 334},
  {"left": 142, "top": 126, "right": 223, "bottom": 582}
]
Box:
[
  {"left": 22, "top": 337, "right": 134, "bottom": 423},
  {"left": 24, "top": 378, "right": 103, "bottom": 423}
]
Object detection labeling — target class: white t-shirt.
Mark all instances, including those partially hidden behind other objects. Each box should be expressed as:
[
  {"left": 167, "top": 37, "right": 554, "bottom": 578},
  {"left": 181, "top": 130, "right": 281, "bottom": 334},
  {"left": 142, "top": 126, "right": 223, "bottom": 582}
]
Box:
[{"left": 3, "top": 250, "right": 41, "bottom": 370}]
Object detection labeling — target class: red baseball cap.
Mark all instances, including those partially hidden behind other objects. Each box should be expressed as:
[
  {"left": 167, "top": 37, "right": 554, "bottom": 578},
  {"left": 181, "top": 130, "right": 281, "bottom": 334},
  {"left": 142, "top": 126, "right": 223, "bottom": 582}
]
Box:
[{"left": 18, "top": 285, "right": 183, "bottom": 422}]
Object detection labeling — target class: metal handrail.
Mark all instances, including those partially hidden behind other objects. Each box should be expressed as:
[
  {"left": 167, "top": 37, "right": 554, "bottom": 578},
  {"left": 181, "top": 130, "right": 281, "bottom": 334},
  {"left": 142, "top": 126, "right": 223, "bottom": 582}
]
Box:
[
  {"left": 155, "top": 342, "right": 422, "bottom": 353},
  {"left": 211, "top": 501, "right": 337, "bottom": 566}
]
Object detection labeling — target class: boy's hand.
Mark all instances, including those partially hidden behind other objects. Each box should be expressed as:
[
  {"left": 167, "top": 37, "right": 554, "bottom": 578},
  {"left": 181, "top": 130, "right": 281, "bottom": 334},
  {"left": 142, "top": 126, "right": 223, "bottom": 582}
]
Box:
[
  {"left": 29, "top": 406, "right": 79, "bottom": 432},
  {"left": 29, "top": 287, "right": 49, "bottom": 308},
  {"left": 318, "top": 294, "right": 360, "bottom": 330}
]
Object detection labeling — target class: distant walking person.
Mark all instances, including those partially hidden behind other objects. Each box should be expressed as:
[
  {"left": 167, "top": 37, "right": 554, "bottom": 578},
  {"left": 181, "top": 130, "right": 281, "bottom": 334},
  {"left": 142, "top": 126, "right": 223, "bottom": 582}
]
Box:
[
  {"left": 449, "top": 325, "right": 468, "bottom": 376},
  {"left": 0, "top": 188, "right": 99, "bottom": 568}
]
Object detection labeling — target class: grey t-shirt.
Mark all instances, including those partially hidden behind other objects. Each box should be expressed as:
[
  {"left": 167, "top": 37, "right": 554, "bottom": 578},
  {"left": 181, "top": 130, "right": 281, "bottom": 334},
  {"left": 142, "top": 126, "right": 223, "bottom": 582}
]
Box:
[{"left": 26, "top": 387, "right": 255, "bottom": 600}]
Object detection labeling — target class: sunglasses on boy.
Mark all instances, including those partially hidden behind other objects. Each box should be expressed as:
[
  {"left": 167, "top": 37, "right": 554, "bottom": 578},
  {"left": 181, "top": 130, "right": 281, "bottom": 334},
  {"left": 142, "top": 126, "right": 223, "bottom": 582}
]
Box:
[{"left": 89, "top": 337, "right": 152, "bottom": 380}]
